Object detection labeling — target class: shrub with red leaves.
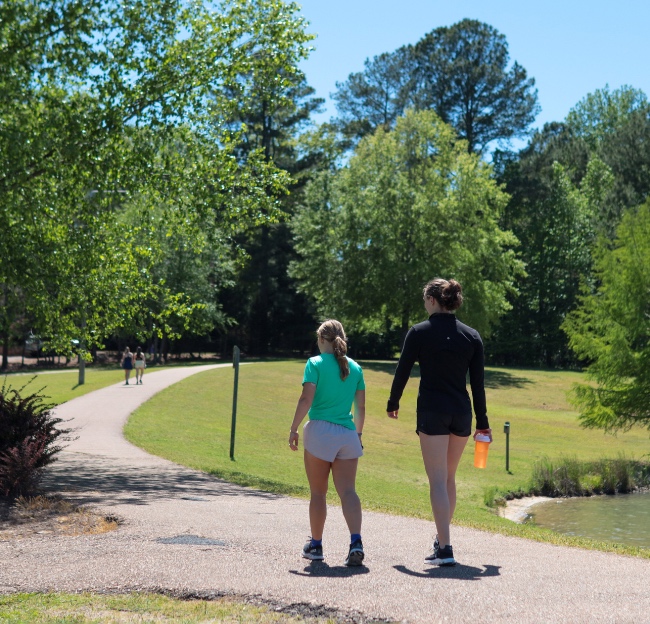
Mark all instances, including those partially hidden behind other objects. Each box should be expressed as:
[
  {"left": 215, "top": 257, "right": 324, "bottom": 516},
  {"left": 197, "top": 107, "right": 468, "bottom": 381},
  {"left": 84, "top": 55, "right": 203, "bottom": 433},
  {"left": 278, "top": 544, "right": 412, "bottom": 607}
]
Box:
[{"left": 0, "top": 382, "right": 70, "bottom": 497}]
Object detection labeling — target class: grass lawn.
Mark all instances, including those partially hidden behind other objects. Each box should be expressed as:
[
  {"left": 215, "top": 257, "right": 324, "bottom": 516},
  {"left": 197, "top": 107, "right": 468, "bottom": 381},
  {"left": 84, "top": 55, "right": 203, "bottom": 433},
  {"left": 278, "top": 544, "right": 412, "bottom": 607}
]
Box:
[
  {"left": 1, "top": 362, "right": 203, "bottom": 405},
  {"left": 1, "top": 369, "right": 127, "bottom": 405},
  {"left": 0, "top": 592, "right": 337, "bottom": 623},
  {"left": 125, "top": 361, "right": 650, "bottom": 558}
]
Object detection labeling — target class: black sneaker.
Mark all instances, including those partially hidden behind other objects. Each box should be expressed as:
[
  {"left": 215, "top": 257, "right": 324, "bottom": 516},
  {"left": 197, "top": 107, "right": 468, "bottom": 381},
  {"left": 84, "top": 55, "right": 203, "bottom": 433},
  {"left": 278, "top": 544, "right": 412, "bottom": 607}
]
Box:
[
  {"left": 426, "top": 544, "right": 456, "bottom": 566},
  {"left": 424, "top": 535, "right": 440, "bottom": 563},
  {"left": 344, "top": 539, "right": 364, "bottom": 566},
  {"left": 302, "top": 541, "right": 324, "bottom": 560}
]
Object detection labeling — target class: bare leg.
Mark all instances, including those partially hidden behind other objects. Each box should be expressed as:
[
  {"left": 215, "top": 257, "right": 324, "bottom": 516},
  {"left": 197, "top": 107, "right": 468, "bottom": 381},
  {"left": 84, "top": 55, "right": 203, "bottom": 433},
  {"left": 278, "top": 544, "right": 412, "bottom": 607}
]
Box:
[
  {"left": 419, "top": 433, "right": 467, "bottom": 548},
  {"left": 447, "top": 434, "right": 469, "bottom": 520},
  {"left": 303, "top": 451, "right": 331, "bottom": 540},
  {"left": 331, "top": 458, "right": 361, "bottom": 535}
]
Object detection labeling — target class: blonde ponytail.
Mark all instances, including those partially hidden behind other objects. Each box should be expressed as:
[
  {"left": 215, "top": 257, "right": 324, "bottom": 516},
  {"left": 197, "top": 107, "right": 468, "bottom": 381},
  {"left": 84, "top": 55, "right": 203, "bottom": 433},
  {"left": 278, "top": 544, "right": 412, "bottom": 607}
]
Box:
[
  {"left": 317, "top": 319, "right": 350, "bottom": 380},
  {"left": 333, "top": 335, "right": 350, "bottom": 380}
]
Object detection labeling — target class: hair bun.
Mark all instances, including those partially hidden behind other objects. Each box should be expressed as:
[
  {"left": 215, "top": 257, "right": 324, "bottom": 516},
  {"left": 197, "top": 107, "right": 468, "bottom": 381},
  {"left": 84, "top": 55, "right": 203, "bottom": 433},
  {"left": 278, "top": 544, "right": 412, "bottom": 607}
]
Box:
[
  {"left": 440, "top": 279, "right": 463, "bottom": 310},
  {"left": 424, "top": 278, "right": 464, "bottom": 311}
]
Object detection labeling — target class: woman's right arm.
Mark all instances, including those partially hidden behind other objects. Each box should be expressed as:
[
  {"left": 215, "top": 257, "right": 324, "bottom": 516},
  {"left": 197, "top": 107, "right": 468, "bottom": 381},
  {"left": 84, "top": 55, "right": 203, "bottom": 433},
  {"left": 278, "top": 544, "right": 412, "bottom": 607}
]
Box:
[
  {"left": 288, "top": 383, "right": 316, "bottom": 451},
  {"left": 386, "top": 328, "right": 418, "bottom": 418}
]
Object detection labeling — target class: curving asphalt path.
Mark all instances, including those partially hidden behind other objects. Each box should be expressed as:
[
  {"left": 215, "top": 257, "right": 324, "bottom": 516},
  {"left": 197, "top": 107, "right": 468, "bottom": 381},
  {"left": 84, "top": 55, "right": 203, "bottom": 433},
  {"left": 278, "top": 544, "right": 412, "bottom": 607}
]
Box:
[{"left": 1, "top": 365, "right": 649, "bottom": 623}]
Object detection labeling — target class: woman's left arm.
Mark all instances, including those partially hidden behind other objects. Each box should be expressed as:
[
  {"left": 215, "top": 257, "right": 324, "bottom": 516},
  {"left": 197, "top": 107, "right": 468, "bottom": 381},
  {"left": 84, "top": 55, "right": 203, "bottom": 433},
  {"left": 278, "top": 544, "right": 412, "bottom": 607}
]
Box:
[
  {"left": 289, "top": 383, "right": 316, "bottom": 451},
  {"left": 354, "top": 389, "right": 365, "bottom": 435},
  {"left": 469, "top": 333, "right": 490, "bottom": 433}
]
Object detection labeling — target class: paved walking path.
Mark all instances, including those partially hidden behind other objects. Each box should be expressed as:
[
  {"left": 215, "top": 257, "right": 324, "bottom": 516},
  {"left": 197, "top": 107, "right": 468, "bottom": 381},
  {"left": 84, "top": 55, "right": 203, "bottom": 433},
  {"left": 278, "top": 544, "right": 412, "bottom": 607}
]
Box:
[{"left": 1, "top": 365, "right": 649, "bottom": 624}]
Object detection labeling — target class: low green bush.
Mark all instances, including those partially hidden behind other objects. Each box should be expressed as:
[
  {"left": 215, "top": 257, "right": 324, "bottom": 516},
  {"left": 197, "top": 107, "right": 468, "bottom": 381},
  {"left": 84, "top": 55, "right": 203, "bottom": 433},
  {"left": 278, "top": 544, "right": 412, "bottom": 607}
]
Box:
[{"left": 0, "top": 381, "right": 71, "bottom": 497}]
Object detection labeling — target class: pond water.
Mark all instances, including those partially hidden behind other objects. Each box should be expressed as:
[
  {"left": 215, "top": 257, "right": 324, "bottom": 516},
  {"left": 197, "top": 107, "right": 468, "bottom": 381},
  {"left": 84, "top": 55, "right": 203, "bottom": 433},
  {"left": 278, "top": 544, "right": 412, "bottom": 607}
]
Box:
[{"left": 528, "top": 491, "right": 650, "bottom": 548}]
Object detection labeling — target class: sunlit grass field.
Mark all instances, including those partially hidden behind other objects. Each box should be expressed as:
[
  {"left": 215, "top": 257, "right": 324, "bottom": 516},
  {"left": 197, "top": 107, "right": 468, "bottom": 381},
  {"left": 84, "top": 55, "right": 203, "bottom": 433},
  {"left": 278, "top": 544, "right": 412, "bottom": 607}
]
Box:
[
  {"left": 2, "top": 369, "right": 125, "bottom": 405},
  {"left": 125, "top": 361, "right": 650, "bottom": 557},
  {"left": 1, "top": 362, "right": 203, "bottom": 405}
]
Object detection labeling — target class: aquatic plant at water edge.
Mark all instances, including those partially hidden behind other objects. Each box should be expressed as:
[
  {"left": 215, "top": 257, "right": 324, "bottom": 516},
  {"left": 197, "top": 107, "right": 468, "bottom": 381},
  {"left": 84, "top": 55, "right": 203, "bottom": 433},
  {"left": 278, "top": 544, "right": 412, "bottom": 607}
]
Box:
[{"left": 529, "top": 456, "right": 650, "bottom": 497}]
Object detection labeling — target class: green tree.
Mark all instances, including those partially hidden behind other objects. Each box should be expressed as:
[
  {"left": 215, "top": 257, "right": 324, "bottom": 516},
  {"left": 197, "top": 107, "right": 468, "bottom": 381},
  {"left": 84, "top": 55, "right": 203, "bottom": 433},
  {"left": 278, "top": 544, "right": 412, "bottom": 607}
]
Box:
[
  {"left": 492, "top": 149, "right": 596, "bottom": 367},
  {"left": 413, "top": 19, "right": 539, "bottom": 153},
  {"left": 563, "top": 200, "right": 650, "bottom": 432},
  {"left": 0, "top": 0, "right": 312, "bottom": 367},
  {"left": 219, "top": 69, "right": 324, "bottom": 355},
  {"left": 489, "top": 88, "right": 650, "bottom": 367},
  {"left": 290, "top": 109, "right": 523, "bottom": 337},
  {"left": 332, "top": 20, "right": 539, "bottom": 154},
  {"left": 332, "top": 48, "right": 415, "bottom": 142},
  {"left": 566, "top": 85, "right": 650, "bottom": 236},
  {"left": 565, "top": 85, "right": 648, "bottom": 151}
]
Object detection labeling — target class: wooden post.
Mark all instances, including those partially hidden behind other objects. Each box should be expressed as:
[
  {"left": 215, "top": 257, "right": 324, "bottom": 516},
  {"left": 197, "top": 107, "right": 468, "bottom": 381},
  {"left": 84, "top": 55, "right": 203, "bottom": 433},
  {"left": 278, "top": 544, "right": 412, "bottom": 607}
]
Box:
[{"left": 229, "top": 346, "right": 240, "bottom": 461}]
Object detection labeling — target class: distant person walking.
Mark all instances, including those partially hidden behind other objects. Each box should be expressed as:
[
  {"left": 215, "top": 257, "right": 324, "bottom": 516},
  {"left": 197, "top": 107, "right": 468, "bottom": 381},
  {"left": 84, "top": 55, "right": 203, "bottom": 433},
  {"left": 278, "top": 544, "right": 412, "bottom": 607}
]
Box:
[
  {"left": 289, "top": 320, "right": 366, "bottom": 566},
  {"left": 133, "top": 346, "right": 146, "bottom": 384},
  {"left": 386, "top": 278, "right": 492, "bottom": 566},
  {"left": 121, "top": 347, "right": 134, "bottom": 385}
]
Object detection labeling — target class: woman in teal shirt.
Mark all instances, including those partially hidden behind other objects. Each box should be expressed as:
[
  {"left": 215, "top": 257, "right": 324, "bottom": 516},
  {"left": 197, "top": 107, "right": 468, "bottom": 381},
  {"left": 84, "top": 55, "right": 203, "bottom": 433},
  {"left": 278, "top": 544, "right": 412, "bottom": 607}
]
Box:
[{"left": 289, "top": 319, "right": 366, "bottom": 566}]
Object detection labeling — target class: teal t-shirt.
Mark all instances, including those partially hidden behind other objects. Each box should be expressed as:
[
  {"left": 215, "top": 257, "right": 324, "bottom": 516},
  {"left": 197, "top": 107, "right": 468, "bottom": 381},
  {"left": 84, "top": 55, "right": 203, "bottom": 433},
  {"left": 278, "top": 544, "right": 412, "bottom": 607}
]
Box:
[{"left": 302, "top": 354, "right": 365, "bottom": 430}]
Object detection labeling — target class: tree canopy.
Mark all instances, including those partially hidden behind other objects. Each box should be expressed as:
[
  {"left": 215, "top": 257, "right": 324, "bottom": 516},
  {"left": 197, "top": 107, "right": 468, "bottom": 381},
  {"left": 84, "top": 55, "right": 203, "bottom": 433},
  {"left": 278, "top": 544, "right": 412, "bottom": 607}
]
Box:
[
  {"left": 332, "top": 48, "right": 415, "bottom": 142},
  {"left": 290, "top": 109, "right": 523, "bottom": 337},
  {"left": 0, "top": 0, "right": 313, "bottom": 367},
  {"left": 563, "top": 200, "right": 650, "bottom": 433},
  {"left": 332, "top": 19, "right": 539, "bottom": 153},
  {"left": 412, "top": 19, "right": 539, "bottom": 153}
]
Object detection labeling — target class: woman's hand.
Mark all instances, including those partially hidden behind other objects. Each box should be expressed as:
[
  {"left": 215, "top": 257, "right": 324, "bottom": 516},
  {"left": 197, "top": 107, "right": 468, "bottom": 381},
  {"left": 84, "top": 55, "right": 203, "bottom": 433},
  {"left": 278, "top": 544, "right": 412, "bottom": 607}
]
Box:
[
  {"left": 289, "top": 431, "right": 299, "bottom": 451},
  {"left": 387, "top": 410, "right": 399, "bottom": 419},
  {"left": 473, "top": 428, "right": 492, "bottom": 442}
]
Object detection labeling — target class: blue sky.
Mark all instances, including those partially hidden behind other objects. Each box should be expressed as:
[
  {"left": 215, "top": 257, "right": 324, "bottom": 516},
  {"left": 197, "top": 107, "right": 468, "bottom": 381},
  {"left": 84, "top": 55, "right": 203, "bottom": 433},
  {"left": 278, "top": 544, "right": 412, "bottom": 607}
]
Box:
[{"left": 296, "top": 0, "right": 650, "bottom": 136}]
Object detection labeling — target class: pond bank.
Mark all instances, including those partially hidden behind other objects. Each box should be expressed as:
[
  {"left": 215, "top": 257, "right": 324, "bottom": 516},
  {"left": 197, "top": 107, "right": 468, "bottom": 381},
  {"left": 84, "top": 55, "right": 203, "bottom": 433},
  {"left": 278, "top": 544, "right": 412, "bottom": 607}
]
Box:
[{"left": 499, "top": 496, "right": 553, "bottom": 523}]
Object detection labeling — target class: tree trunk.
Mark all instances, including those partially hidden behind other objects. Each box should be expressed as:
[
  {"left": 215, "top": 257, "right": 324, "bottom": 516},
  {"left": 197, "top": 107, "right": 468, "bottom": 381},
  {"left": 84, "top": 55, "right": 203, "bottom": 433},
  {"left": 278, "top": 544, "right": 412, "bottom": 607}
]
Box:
[
  {"left": 1, "top": 327, "right": 8, "bottom": 371},
  {"left": 399, "top": 306, "right": 411, "bottom": 351},
  {"left": 1, "top": 283, "right": 8, "bottom": 370},
  {"left": 78, "top": 313, "right": 86, "bottom": 385},
  {"left": 251, "top": 225, "right": 270, "bottom": 355}
]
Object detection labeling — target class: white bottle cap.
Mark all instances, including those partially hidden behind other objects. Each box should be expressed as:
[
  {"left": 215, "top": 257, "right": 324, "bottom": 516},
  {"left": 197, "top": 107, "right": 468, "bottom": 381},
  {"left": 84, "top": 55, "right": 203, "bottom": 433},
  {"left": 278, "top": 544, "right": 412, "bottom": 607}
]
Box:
[{"left": 475, "top": 433, "right": 491, "bottom": 443}]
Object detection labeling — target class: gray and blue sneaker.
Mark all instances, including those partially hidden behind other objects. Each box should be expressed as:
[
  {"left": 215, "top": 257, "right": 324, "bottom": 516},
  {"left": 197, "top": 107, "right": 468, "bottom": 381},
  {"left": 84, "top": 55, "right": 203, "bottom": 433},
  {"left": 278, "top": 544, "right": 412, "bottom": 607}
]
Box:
[
  {"left": 344, "top": 538, "right": 365, "bottom": 566},
  {"left": 426, "top": 544, "right": 456, "bottom": 566},
  {"left": 424, "top": 535, "right": 440, "bottom": 562},
  {"left": 302, "top": 540, "right": 324, "bottom": 560}
]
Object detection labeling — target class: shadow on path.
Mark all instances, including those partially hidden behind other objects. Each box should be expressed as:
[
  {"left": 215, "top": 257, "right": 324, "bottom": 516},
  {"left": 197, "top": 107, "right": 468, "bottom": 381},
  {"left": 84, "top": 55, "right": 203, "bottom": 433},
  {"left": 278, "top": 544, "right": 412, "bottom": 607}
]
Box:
[
  {"left": 44, "top": 458, "right": 284, "bottom": 507},
  {"left": 289, "top": 562, "right": 370, "bottom": 578},
  {"left": 393, "top": 564, "right": 501, "bottom": 581}
]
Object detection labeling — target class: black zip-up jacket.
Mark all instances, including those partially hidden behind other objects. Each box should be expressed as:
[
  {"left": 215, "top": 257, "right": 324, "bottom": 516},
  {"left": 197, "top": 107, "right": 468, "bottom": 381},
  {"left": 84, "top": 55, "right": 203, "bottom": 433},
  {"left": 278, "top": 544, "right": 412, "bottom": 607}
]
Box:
[{"left": 386, "top": 313, "right": 489, "bottom": 430}]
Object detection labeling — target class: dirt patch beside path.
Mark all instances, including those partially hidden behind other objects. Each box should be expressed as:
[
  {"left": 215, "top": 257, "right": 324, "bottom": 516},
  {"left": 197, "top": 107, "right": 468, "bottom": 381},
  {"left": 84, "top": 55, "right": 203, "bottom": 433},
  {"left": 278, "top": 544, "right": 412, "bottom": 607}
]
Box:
[{"left": 0, "top": 495, "right": 120, "bottom": 540}]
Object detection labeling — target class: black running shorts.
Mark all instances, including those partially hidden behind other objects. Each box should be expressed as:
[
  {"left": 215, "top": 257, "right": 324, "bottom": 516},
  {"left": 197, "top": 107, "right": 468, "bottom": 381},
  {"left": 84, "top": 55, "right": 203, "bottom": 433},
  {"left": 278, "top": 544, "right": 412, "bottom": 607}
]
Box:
[{"left": 416, "top": 411, "right": 471, "bottom": 437}]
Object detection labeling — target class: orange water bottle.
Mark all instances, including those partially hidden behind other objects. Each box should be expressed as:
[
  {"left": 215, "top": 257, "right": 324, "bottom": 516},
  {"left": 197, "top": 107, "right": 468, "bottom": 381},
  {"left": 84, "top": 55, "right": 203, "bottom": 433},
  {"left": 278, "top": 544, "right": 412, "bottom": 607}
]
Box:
[{"left": 473, "top": 433, "right": 491, "bottom": 469}]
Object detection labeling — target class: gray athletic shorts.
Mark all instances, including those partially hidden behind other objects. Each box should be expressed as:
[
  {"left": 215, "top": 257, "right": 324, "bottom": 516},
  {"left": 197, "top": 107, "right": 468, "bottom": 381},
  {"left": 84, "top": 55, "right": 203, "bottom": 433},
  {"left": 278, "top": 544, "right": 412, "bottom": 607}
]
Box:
[{"left": 303, "top": 419, "right": 363, "bottom": 462}]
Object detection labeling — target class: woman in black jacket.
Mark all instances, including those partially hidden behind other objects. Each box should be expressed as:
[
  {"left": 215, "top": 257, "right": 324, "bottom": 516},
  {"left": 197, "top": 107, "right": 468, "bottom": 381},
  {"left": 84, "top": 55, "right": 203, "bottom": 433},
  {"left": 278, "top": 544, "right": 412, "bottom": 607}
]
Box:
[{"left": 386, "top": 278, "right": 492, "bottom": 566}]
